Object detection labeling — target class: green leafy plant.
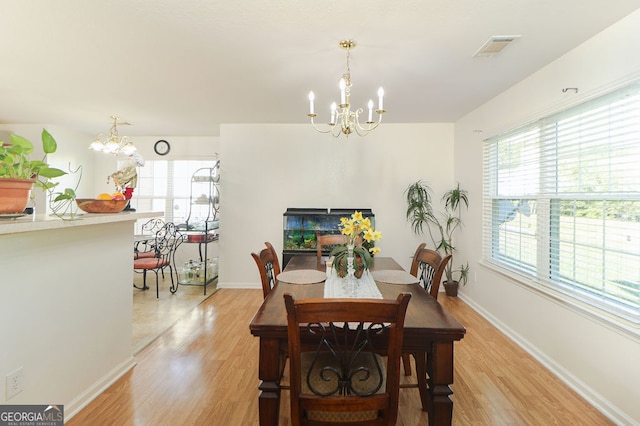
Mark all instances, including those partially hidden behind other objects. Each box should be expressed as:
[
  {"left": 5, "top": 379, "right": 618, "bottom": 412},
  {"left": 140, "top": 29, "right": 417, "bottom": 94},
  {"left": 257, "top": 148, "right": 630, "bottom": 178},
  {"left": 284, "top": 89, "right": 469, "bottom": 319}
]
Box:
[
  {"left": 0, "top": 129, "right": 67, "bottom": 191},
  {"left": 330, "top": 244, "right": 371, "bottom": 278},
  {"left": 405, "top": 180, "right": 470, "bottom": 285}
]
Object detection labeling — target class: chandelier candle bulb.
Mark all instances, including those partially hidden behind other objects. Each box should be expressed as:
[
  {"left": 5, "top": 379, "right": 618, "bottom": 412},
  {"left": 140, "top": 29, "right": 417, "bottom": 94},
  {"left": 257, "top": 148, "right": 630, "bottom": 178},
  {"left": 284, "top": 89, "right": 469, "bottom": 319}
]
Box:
[
  {"left": 367, "top": 100, "right": 374, "bottom": 123},
  {"left": 330, "top": 102, "right": 337, "bottom": 125},
  {"left": 308, "top": 91, "right": 315, "bottom": 115},
  {"left": 378, "top": 87, "right": 384, "bottom": 111},
  {"left": 339, "top": 78, "right": 346, "bottom": 106}
]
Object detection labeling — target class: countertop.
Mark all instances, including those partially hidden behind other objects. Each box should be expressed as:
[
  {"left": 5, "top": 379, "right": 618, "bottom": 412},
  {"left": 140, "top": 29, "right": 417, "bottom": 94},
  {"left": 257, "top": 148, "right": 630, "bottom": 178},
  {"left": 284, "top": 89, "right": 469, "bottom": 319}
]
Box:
[{"left": 0, "top": 210, "right": 162, "bottom": 236}]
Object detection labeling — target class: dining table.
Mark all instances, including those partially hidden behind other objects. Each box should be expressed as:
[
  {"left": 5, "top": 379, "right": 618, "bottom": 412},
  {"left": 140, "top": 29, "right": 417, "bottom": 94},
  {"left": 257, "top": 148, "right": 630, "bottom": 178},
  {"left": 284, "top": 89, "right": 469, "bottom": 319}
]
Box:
[{"left": 249, "top": 255, "right": 466, "bottom": 425}]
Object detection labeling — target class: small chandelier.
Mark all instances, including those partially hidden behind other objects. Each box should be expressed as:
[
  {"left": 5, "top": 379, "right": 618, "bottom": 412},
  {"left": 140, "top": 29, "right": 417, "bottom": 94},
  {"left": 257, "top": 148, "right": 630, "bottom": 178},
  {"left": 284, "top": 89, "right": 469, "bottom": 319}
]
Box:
[
  {"left": 307, "top": 40, "right": 386, "bottom": 138},
  {"left": 89, "top": 115, "right": 137, "bottom": 155}
]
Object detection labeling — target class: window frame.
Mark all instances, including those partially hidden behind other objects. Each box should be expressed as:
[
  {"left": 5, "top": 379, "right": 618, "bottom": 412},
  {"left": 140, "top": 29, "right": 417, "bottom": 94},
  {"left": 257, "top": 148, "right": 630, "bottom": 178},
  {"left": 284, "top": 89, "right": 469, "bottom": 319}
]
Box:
[
  {"left": 483, "top": 82, "right": 640, "bottom": 329},
  {"left": 126, "top": 157, "right": 218, "bottom": 233}
]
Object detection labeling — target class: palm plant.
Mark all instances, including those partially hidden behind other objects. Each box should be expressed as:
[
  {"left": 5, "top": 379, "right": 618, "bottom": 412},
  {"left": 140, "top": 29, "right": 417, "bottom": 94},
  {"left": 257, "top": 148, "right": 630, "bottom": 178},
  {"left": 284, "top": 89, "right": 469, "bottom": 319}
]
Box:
[{"left": 405, "top": 180, "right": 469, "bottom": 285}]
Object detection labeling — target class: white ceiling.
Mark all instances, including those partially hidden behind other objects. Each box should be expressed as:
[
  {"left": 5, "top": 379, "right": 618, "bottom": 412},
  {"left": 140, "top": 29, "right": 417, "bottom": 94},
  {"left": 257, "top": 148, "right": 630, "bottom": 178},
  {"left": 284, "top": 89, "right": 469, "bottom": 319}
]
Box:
[{"left": 0, "top": 1, "right": 639, "bottom": 137}]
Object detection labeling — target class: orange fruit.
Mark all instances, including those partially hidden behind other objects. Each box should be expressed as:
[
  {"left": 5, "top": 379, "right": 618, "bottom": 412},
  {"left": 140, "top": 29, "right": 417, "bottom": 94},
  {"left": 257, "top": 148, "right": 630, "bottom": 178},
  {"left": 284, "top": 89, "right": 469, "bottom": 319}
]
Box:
[{"left": 96, "top": 193, "right": 112, "bottom": 200}]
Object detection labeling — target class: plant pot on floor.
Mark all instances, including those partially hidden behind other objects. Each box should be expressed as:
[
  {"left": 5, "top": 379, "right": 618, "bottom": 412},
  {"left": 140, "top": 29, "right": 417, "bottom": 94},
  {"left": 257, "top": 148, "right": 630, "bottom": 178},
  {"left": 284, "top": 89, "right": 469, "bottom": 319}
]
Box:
[
  {"left": 0, "top": 178, "right": 34, "bottom": 214},
  {"left": 443, "top": 281, "right": 459, "bottom": 297}
]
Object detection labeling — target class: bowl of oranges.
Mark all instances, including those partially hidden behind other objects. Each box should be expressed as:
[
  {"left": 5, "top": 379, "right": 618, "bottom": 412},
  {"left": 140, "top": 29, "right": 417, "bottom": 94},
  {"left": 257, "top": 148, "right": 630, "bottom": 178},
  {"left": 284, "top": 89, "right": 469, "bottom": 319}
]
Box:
[{"left": 76, "top": 192, "right": 129, "bottom": 213}]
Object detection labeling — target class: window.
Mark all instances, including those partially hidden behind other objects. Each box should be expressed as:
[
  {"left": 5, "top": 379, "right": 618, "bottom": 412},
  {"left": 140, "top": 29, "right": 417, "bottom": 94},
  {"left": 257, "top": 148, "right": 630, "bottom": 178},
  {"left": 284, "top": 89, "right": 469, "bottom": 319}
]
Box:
[
  {"left": 483, "top": 82, "right": 640, "bottom": 323},
  {"left": 128, "top": 159, "right": 217, "bottom": 232}
]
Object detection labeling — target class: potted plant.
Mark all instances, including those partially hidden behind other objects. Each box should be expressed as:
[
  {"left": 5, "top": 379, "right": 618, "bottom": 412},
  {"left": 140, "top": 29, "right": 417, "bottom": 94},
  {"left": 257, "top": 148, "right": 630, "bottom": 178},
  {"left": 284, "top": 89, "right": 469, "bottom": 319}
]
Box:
[
  {"left": 405, "top": 180, "right": 469, "bottom": 296},
  {"left": 329, "top": 211, "right": 382, "bottom": 278},
  {"left": 0, "top": 129, "right": 68, "bottom": 214}
]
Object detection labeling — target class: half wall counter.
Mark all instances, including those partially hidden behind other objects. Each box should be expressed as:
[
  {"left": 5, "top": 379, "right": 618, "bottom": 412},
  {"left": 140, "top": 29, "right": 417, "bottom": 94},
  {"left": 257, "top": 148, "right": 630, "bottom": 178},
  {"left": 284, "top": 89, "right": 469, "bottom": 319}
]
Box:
[{"left": 0, "top": 211, "right": 161, "bottom": 419}]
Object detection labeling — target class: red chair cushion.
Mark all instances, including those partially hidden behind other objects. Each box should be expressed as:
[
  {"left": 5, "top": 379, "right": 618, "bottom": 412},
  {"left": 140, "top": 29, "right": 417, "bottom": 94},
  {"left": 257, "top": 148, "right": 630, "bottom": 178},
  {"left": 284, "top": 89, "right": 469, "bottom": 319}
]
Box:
[
  {"left": 134, "top": 258, "right": 169, "bottom": 269},
  {"left": 134, "top": 251, "right": 158, "bottom": 260}
]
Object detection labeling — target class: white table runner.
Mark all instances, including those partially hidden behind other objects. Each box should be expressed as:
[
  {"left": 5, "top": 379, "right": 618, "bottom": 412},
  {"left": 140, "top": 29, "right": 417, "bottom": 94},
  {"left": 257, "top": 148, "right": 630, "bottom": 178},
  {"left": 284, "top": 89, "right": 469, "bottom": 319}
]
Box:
[{"left": 323, "top": 269, "right": 382, "bottom": 299}]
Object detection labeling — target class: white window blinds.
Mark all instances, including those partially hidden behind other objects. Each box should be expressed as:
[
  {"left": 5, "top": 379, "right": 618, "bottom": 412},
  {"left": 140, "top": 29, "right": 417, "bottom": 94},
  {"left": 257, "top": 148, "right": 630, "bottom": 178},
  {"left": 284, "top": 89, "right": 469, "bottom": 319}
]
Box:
[{"left": 483, "top": 82, "right": 640, "bottom": 323}]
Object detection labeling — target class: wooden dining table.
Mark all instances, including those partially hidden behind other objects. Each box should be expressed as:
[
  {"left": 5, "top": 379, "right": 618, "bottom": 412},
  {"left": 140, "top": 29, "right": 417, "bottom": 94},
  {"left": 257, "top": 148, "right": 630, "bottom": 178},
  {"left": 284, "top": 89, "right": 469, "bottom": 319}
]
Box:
[{"left": 249, "top": 255, "right": 466, "bottom": 425}]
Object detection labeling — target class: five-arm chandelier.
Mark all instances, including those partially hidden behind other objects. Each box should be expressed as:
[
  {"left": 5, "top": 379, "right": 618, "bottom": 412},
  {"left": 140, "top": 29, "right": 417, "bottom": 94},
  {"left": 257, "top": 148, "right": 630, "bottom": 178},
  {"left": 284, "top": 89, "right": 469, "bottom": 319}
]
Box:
[
  {"left": 307, "top": 40, "right": 386, "bottom": 138},
  {"left": 89, "top": 115, "right": 137, "bottom": 155}
]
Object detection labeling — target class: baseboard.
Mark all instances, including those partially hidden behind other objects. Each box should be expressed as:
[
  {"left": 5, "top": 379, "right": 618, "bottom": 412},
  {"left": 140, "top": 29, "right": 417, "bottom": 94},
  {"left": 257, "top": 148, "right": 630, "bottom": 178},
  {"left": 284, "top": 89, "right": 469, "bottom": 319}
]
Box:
[
  {"left": 217, "top": 281, "right": 261, "bottom": 289},
  {"left": 458, "top": 294, "right": 635, "bottom": 425},
  {"left": 64, "top": 356, "right": 136, "bottom": 421}
]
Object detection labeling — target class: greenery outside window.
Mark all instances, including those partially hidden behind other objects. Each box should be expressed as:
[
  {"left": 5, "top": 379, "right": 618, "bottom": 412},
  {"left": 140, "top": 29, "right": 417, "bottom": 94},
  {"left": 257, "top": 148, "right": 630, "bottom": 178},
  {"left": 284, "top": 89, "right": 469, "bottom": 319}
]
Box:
[{"left": 483, "top": 81, "right": 640, "bottom": 324}]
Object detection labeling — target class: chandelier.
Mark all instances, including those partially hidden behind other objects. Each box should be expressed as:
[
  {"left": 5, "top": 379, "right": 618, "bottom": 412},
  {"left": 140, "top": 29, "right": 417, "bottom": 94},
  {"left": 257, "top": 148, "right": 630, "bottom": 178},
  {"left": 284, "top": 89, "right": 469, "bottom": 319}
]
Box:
[
  {"left": 307, "top": 40, "right": 386, "bottom": 137},
  {"left": 89, "top": 115, "right": 137, "bottom": 155}
]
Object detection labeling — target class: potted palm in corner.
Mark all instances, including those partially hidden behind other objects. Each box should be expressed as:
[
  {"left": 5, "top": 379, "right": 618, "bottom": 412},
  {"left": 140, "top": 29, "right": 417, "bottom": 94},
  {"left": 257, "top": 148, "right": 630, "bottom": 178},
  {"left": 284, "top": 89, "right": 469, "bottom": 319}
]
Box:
[
  {"left": 0, "top": 129, "right": 68, "bottom": 214},
  {"left": 405, "top": 180, "right": 469, "bottom": 296}
]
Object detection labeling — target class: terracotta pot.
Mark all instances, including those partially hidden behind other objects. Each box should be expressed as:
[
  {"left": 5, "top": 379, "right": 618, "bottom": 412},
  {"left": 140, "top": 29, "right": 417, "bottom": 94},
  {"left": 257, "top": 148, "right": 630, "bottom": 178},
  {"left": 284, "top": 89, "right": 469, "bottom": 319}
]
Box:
[{"left": 0, "top": 178, "right": 34, "bottom": 214}]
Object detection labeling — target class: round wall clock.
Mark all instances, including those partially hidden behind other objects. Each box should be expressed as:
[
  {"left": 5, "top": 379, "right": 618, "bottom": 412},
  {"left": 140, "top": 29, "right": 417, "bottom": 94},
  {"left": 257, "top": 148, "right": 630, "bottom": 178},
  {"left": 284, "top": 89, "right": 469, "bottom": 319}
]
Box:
[{"left": 154, "top": 139, "right": 170, "bottom": 156}]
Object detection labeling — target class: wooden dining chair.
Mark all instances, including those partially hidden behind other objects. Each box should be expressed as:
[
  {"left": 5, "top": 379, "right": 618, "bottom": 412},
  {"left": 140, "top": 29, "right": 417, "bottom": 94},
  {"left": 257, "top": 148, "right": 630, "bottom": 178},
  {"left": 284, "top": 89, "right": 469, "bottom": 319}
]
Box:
[
  {"left": 133, "top": 222, "right": 182, "bottom": 298},
  {"left": 251, "top": 241, "right": 282, "bottom": 299},
  {"left": 316, "top": 233, "right": 348, "bottom": 264},
  {"left": 402, "top": 245, "right": 452, "bottom": 377},
  {"left": 410, "top": 247, "right": 452, "bottom": 299},
  {"left": 284, "top": 293, "right": 411, "bottom": 426}
]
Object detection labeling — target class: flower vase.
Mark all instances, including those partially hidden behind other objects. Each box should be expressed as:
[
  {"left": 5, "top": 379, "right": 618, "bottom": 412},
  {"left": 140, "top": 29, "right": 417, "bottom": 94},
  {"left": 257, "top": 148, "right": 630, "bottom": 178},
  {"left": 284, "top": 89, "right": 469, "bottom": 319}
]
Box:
[{"left": 344, "top": 244, "right": 358, "bottom": 297}]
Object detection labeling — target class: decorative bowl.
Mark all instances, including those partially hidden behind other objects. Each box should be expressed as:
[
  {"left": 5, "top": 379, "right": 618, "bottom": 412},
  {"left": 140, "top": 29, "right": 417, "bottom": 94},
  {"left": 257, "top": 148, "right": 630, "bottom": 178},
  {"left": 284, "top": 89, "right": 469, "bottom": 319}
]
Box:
[{"left": 76, "top": 198, "right": 128, "bottom": 213}]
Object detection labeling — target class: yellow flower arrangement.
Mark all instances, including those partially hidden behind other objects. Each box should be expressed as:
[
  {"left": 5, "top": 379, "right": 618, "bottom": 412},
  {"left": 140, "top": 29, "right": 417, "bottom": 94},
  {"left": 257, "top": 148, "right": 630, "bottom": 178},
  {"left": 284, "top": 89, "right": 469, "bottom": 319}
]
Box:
[
  {"left": 331, "top": 211, "right": 382, "bottom": 276},
  {"left": 339, "top": 210, "right": 382, "bottom": 254}
]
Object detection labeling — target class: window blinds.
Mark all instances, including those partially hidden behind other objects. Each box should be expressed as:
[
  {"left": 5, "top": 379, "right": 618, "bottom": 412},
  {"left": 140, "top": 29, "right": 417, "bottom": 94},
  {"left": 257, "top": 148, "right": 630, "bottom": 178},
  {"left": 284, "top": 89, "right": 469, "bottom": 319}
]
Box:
[{"left": 483, "top": 82, "right": 640, "bottom": 322}]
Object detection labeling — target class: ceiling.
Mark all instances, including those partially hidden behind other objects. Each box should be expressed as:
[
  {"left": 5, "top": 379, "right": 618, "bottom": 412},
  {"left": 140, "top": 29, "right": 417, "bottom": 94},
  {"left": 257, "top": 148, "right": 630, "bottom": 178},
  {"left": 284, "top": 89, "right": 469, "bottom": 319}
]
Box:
[{"left": 0, "top": 1, "right": 638, "bottom": 137}]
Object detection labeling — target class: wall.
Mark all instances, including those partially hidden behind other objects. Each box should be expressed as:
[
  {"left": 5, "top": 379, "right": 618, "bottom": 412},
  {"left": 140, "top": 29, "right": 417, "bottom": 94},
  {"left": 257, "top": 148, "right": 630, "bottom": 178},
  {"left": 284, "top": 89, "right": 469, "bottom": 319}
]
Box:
[
  {"left": 455, "top": 10, "right": 640, "bottom": 424},
  {"left": 218, "top": 123, "right": 454, "bottom": 287},
  {"left": 0, "top": 217, "right": 149, "bottom": 416}
]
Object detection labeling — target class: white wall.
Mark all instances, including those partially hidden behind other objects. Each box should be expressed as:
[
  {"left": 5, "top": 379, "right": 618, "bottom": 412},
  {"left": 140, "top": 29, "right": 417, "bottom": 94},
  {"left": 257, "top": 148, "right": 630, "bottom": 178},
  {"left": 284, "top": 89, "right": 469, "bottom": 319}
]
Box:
[
  {"left": 0, "top": 219, "right": 137, "bottom": 416},
  {"left": 455, "top": 10, "right": 640, "bottom": 425},
  {"left": 218, "top": 123, "right": 454, "bottom": 287}
]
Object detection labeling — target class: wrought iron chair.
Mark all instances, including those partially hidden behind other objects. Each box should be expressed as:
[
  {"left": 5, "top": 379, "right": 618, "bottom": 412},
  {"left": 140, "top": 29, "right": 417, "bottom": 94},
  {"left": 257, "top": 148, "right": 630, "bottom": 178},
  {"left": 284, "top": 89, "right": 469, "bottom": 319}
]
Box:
[
  {"left": 134, "top": 218, "right": 166, "bottom": 260},
  {"left": 284, "top": 293, "right": 411, "bottom": 426},
  {"left": 251, "top": 242, "right": 282, "bottom": 299},
  {"left": 133, "top": 222, "right": 181, "bottom": 298}
]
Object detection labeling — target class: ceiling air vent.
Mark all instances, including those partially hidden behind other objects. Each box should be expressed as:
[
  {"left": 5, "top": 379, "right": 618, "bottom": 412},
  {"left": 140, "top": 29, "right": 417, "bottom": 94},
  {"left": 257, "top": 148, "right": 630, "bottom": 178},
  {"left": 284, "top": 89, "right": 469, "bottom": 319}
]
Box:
[{"left": 473, "top": 35, "right": 521, "bottom": 57}]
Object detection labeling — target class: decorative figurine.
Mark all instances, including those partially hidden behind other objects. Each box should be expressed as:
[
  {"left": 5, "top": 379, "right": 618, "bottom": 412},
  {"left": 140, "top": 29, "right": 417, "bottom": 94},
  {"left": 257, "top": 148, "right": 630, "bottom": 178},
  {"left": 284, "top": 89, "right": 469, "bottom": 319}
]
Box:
[{"left": 108, "top": 152, "right": 145, "bottom": 210}]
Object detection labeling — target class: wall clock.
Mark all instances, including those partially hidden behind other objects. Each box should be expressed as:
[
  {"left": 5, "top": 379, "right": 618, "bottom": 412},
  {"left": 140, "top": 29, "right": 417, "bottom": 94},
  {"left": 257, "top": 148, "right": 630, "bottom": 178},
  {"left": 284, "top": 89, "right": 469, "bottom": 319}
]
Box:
[{"left": 154, "top": 139, "right": 170, "bottom": 156}]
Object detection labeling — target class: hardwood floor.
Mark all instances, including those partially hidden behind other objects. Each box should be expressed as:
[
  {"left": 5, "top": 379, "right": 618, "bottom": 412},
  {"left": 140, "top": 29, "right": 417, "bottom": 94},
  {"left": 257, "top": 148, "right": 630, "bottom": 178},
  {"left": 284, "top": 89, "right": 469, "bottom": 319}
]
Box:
[
  {"left": 131, "top": 272, "right": 214, "bottom": 354},
  {"left": 68, "top": 289, "right": 612, "bottom": 425}
]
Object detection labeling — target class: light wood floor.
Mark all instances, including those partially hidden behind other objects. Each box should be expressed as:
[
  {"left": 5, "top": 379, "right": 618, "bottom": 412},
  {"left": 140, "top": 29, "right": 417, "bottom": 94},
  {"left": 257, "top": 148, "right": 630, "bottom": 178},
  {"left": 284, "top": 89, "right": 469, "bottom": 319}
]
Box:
[
  {"left": 68, "top": 289, "right": 612, "bottom": 425},
  {"left": 132, "top": 272, "right": 214, "bottom": 354}
]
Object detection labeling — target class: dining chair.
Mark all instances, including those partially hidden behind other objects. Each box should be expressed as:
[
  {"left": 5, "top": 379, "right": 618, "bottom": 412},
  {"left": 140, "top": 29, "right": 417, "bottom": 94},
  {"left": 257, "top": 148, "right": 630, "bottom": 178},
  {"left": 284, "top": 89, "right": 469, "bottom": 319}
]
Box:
[
  {"left": 315, "top": 233, "right": 350, "bottom": 269},
  {"left": 409, "top": 247, "right": 452, "bottom": 298},
  {"left": 402, "top": 245, "right": 452, "bottom": 377},
  {"left": 133, "top": 222, "right": 182, "bottom": 298},
  {"left": 251, "top": 241, "right": 282, "bottom": 298},
  {"left": 284, "top": 293, "right": 411, "bottom": 426},
  {"left": 134, "top": 218, "right": 166, "bottom": 260}
]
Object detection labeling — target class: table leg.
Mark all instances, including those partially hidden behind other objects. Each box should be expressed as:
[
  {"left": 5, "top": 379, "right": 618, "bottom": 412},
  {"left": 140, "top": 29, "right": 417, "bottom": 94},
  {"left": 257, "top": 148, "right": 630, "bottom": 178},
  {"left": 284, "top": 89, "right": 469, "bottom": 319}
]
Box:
[
  {"left": 414, "top": 351, "right": 430, "bottom": 411},
  {"left": 258, "top": 338, "right": 282, "bottom": 426},
  {"left": 427, "top": 341, "right": 454, "bottom": 425}
]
